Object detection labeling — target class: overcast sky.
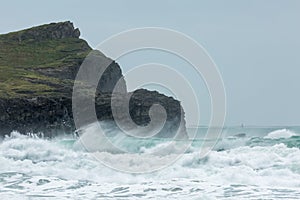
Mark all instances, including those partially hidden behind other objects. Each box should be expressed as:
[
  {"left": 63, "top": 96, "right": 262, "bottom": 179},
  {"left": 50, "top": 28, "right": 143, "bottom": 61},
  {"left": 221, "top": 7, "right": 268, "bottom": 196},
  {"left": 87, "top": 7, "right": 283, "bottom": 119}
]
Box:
[{"left": 1, "top": 0, "right": 299, "bottom": 126}]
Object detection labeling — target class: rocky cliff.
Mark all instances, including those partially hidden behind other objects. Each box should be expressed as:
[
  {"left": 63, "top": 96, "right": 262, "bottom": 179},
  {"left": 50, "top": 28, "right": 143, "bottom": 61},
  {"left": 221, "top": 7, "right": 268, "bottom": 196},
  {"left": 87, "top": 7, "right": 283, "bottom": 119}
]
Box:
[{"left": 0, "top": 21, "right": 187, "bottom": 138}]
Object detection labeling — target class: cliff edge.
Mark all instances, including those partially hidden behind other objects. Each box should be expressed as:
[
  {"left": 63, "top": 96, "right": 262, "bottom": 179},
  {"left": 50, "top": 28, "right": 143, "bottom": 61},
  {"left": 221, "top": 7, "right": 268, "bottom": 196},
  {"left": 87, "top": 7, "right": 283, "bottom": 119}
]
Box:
[{"left": 0, "top": 21, "right": 187, "bottom": 138}]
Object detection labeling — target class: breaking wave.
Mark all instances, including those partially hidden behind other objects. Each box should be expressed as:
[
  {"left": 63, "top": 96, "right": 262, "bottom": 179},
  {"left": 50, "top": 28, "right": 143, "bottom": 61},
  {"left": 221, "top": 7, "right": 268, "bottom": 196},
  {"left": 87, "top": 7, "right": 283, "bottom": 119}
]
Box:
[{"left": 1, "top": 127, "right": 300, "bottom": 199}]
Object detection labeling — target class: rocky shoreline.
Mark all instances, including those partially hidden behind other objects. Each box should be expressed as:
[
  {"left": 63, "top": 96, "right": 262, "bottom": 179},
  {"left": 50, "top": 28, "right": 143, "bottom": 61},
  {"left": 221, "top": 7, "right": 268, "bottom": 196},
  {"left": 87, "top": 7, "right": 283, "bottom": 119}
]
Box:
[{"left": 0, "top": 21, "right": 187, "bottom": 138}]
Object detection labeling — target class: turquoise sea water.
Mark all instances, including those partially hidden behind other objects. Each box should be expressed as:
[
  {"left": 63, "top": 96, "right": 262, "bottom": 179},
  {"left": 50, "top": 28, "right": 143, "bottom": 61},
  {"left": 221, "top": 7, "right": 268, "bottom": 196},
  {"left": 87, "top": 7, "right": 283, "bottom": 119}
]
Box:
[{"left": 1, "top": 126, "right": 300, "bottom": 199}]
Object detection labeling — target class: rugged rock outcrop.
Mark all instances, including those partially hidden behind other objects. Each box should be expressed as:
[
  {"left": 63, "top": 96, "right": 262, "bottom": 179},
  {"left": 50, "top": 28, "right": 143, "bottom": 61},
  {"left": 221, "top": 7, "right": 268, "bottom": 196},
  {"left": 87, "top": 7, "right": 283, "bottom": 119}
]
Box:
[
  {"left": 0, "top": 21, "right": 187, "bottom": 138},
  {"left": 11, "top": 21, "right": 81, "bottom": 42}
]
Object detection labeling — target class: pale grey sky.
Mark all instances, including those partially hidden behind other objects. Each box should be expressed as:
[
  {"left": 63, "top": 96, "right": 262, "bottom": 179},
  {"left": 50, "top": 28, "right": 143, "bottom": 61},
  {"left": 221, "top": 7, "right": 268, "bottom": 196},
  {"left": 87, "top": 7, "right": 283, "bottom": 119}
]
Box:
[{"left": 1, "top": 0, "right": 299, "bottom": 126}]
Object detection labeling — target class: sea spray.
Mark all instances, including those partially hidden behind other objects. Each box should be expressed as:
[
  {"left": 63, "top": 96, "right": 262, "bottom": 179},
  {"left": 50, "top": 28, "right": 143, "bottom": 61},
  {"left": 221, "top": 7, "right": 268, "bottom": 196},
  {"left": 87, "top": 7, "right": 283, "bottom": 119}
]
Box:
[{"left": 1, "top": 127, "right": 300, "bottom": 199}]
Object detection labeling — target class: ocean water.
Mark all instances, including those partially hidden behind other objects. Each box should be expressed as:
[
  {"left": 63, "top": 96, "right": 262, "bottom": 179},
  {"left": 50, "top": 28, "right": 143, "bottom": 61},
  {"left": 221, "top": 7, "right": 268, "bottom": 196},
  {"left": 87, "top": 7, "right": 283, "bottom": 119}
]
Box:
[{"left": 1, "top": 126, "right": 300, "bottom": 199}]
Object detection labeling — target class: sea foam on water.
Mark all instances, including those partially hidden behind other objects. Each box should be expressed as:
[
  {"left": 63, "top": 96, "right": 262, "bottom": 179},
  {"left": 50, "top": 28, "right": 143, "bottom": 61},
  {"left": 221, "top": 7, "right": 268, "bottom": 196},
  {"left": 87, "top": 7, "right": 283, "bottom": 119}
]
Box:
[{"left": 1, "top": 127, "right": 300, "bottom": 199}]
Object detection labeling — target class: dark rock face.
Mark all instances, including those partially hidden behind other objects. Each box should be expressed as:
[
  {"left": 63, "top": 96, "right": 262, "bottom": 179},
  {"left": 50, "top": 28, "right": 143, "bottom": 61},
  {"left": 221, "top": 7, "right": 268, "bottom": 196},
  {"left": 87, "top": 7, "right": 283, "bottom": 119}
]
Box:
[
  {"left": 0, "top": 97, "right": 73, "bottom": 137},
  {"left": 76, "top": 50, "right": 127, "bottom": 94},
  {"left": 0, "top": 90, "right": 186, "bottom": 138},
  {"left": 0, "top": 21, "right": 187, "bottom": 138}
]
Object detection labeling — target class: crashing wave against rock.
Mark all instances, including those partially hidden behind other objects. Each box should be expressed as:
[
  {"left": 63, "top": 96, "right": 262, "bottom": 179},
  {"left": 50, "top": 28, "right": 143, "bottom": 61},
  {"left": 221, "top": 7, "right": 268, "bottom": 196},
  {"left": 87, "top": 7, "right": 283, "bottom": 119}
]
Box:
[{"left": 0, "top": 21, "right": 187, "bottom": 138}]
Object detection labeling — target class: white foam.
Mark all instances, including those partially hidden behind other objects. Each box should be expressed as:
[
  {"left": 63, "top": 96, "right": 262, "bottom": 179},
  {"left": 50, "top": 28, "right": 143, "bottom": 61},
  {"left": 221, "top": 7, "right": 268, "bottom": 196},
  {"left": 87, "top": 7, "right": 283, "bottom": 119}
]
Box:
[
  {"left": 1, "top": 131, "right": 300, "bottom": 198},
  {"left": 264, "top": 129, "right": 297, "bottom": 139}
]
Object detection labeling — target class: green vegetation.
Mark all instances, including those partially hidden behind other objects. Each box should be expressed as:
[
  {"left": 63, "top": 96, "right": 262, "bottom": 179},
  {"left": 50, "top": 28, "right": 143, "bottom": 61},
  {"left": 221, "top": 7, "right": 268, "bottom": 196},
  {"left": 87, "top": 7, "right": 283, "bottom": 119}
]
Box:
[
  {"left": 0, "top": 37, "right": 90, "bottom": 68},
  {"left": 0, "top": 65, "right": 73, "bottom": 98},
  {"left": 0, "top": 26, "right": 92, "bottom": 98}
]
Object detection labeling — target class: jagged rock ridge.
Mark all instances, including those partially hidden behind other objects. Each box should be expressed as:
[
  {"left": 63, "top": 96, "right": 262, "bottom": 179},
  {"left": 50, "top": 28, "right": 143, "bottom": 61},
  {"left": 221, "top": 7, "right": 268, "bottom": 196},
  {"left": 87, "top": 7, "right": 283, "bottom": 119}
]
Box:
[{"left": 11, "top": 21, "right": 81, "bottom": 42}]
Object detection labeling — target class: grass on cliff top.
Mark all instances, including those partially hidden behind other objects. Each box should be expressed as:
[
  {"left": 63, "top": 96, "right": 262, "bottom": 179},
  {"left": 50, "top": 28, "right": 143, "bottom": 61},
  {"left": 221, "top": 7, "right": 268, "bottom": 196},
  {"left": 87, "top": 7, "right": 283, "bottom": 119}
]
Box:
[
  {"left": 0, "top": 37, "right": 90, "bottom": 68},
  {"left": 0, "top": 30, "right": 92, "bottom": 98},
  {"left": 0, "top": 65, "right": 74, "bottom": 98}
]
